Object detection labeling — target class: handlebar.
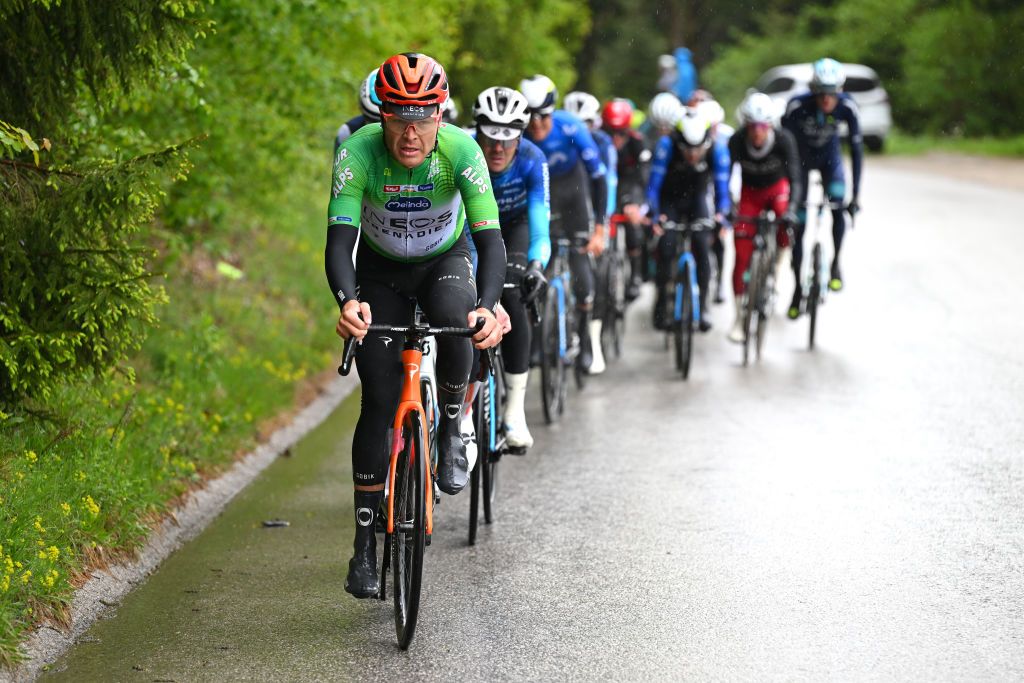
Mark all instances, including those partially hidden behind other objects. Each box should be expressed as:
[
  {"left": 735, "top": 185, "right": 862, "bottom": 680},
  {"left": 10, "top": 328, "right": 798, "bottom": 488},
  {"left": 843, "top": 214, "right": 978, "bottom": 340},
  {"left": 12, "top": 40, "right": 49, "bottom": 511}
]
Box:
[
  {"left": 661, "top": 218, "right": 716, "bottom": 232},
  {"left": 338, "top": 318, "right": 486, "bottom": 376}
]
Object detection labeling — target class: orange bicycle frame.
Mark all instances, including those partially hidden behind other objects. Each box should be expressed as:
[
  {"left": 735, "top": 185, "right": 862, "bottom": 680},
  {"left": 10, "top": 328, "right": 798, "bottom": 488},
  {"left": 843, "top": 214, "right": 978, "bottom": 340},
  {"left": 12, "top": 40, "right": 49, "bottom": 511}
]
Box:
[{"left": 386, "top": 347, "right": 435, "bottom": 537}]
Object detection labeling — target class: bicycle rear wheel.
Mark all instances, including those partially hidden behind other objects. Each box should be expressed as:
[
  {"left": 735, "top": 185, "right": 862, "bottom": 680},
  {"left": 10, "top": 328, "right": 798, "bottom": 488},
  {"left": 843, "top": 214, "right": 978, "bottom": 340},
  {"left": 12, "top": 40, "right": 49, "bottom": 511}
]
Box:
[
  {"left": 604, "top": 252, "right": 626, "bottom": 359},
  {"left": 755, "top": 258, "right": 772, "bottom": 361},
  {"left": 808, "top": 242, "right": 821, "bottom": 350},
  {"left": 539, "top": 288, "right": 564, "bottom": 424},
  {"left": 392, "top": 412, "right": 426, "bottom": 650},
  {"left": 742, "top": 259, "right": 759, "bottom": 367},
  {"left": 674, "top": 269, "right": 694, "bottom": 379}
]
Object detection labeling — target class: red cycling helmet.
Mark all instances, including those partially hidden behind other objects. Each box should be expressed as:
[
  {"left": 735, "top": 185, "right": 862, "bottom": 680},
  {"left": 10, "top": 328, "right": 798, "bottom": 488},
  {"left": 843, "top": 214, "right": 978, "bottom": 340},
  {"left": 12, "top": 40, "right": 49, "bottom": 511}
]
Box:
[
  {"left": 375, "top": 53, "right": 449, "bottom": 106},
  {"left": 601, "top": 98, "right": 634, "bottom": 130}
]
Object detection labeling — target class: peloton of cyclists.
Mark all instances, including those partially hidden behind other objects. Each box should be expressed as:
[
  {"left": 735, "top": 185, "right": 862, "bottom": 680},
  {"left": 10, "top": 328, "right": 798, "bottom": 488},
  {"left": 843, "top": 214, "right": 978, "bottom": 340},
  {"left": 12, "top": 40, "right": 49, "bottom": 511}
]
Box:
[{"left": 782, "top": 57, "right": 863, "bottom": 317}]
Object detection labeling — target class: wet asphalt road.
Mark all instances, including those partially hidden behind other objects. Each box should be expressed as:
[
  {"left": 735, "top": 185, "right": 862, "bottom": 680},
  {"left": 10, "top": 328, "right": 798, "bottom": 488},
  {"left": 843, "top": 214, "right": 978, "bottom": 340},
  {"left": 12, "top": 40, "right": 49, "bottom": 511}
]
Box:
[{"left": 46, "top": 162, "right": 1024, "bottom": 681}]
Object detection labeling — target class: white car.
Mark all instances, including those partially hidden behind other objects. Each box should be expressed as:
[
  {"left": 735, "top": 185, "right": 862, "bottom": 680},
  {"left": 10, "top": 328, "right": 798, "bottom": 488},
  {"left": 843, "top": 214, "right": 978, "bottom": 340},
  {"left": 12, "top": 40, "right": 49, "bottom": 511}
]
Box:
[{"left": 755, "top": 63, "right": 892, "bottom": 152}]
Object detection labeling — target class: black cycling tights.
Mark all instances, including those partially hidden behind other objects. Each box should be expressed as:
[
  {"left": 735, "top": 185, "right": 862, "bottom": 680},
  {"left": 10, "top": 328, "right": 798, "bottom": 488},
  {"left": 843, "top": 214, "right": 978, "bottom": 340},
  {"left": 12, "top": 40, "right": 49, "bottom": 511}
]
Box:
[{"left": 351, "top": 247, "right": 476, "bottom": 487}]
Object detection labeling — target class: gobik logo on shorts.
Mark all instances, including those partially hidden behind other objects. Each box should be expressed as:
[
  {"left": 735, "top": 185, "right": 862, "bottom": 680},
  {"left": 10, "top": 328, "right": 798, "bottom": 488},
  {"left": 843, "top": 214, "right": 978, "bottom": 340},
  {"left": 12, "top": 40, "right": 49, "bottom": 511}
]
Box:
[{"left": 385, "top": 197, "right": 433, "bottom": 212}]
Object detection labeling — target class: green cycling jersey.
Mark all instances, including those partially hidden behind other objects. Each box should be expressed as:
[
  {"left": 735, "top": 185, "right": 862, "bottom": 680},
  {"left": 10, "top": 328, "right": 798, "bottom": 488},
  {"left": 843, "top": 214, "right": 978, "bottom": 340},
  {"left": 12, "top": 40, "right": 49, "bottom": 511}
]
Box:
[{"left": 328, "top": 123, "right": 500, "bottom": 262}]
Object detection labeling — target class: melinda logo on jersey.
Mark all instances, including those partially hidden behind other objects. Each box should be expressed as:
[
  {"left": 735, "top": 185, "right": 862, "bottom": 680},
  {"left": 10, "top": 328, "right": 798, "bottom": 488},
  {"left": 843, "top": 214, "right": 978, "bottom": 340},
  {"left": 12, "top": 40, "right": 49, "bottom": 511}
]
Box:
[{"left": 384, "top": 196, "right": 433, "bottom": 212}]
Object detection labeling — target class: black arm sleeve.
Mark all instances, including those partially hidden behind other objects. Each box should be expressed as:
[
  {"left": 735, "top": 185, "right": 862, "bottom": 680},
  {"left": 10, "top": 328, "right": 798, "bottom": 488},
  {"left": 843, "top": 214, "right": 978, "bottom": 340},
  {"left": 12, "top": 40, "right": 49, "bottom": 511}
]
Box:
[
  {"left": 325, "top": 226, "right": 358, "bottom": 312},
  {"left": 471, "top": 227, "right": 507, "bottom": 313},
  {"left": 780, "top": 129, "right": 803, "bottom": 213},
  {"left": 590, "top": 173, "right": 608, "bottom": 226}
]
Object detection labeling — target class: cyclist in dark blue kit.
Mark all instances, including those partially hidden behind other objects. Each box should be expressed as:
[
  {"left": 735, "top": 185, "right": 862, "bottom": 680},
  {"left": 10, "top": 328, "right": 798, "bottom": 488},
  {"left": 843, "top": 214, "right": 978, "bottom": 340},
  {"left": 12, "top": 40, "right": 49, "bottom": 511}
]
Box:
[
  {"left": 472, "top": 86, "right": 551, "bottom": 450},
  {"left": 783, "top": 57, "right": 863, "bottom": 317},
  {"left": 334, "top": 68, "right": 383, "bottom": 150},
  {"left": 564, "top": 90, "right": 617, "bottom": 374},
  {"left": 647, "top": 107, "right": 729, "bottom": 332},
  {"left": 519, "top": 75, "right": 609, "bottom": 373}
]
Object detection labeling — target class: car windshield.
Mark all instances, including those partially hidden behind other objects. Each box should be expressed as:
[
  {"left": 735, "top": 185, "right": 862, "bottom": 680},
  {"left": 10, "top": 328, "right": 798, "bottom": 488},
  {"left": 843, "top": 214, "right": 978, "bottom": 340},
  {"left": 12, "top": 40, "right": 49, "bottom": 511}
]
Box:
[{"left": 844, "top": 76, "right": 879, "bottom": 93}]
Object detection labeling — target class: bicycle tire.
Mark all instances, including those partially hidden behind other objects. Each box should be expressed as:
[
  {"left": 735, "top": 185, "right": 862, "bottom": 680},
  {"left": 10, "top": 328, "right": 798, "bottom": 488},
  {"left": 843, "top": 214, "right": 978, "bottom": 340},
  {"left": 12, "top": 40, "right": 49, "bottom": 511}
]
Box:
[
  {"left": 675, "top": 269, "right": 694, "bottom": 379},
  {"left": 808, "top": 242, "right": 821, "bottom": 350},
  {"left": 539, "top": 287, "right": 564, "bottom": 424},
  {"left": 755, "top": 255, "right": 772, "bottom": 361},
  {"left": 604, "top": 252, "right": 626, "bottom": 359},
  {"left": 392, "top": 411, "right": 426, "bottom": 650},
  {"left": 742, "top": 259, "right": 759, "bottom": 366},
  {"left": 468, "top": 451, "right": 480, "bottom": 546},
  {"left": 480, "top": 373, "right": 498, "bottom": 525}
]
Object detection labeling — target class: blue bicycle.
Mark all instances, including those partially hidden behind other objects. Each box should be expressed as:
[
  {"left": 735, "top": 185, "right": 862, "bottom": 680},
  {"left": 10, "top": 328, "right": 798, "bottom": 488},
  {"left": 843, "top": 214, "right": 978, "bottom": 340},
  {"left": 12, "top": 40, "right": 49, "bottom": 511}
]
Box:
[
  {"left": 537, "top": 237, "right": 582, "bottom": 424},
  {"left": 660, "top": 218, "right": 714, "bottom": 379}
]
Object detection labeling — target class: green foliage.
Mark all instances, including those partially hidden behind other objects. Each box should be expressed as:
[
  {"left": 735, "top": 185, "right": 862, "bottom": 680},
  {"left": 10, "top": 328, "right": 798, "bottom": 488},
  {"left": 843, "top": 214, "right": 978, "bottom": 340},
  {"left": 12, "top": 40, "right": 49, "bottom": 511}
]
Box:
[
  {"left": 0, "top": 145, "right": 192, "bottom": 406},
  {"left": 698, "top": 0, "right": 1024, "bottom": 135},
  {"left": 0, "top": 0, "right": 208, "bottom": 135},
  {"left": 448, "top": 0, "right": 589, "bottom": 113}
]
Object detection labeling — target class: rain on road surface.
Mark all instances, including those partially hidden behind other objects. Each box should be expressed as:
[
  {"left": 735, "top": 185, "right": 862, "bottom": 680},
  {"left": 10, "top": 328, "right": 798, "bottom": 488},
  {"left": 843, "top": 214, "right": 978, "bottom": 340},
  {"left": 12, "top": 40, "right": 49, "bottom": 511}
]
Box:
[{"left": 45, "top": 160, "right": 1024, "bottom": 681}]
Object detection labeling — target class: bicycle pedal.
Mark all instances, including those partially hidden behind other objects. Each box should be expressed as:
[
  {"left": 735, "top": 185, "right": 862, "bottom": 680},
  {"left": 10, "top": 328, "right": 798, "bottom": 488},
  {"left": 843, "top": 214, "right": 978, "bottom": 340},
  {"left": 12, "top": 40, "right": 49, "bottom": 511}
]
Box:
[{"left": 506, "top": 445, "right": 527, "bottom": 456}]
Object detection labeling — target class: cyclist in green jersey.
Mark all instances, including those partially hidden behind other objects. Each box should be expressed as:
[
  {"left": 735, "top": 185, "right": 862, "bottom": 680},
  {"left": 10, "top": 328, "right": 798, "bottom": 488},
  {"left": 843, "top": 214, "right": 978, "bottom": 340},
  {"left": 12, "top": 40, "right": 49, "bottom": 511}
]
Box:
[{"left": 325, "top": 53, "right": 506, "bottom": 599}]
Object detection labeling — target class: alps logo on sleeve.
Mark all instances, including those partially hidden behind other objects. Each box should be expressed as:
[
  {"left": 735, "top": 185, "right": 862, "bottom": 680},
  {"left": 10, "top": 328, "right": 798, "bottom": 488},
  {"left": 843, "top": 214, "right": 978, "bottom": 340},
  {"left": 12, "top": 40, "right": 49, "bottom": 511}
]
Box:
[{"left": 461, "top": 166, "right": 489, "bottom": 194}]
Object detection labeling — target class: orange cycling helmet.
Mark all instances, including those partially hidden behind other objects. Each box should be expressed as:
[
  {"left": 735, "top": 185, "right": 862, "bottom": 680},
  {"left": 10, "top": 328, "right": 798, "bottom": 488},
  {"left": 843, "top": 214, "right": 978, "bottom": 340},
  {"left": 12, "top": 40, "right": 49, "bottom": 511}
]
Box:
[{"left": 376, "top": 53, "right": 449, "bottom": 106}]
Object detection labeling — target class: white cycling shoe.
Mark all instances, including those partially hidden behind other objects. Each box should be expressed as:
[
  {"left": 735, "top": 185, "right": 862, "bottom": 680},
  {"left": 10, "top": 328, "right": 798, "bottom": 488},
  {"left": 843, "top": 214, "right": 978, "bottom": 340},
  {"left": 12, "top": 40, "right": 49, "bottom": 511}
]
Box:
[
  {"left": 503, "top": 372, "right": 533, "bottom": 451},
  {"left": 460, "top": 405, "right": 478, "bottom": 472},
  {"left": 588, "top": 319, "right": 606, "bottom": 375},
  {"left": 728, "top": 298, "right": 746, "bottom": 344}
]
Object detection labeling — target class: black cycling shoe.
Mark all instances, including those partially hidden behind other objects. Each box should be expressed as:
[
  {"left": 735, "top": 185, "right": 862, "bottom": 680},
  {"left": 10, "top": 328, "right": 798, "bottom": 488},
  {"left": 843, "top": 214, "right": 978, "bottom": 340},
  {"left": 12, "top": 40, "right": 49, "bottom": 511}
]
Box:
[
  {"left": 698, "top": 318, "right": 712, "bottom": 333},
  {"left": 436, "top": 408, "right": 469, "bottom": 495},
  {"left": 577, "top": 310, "right": 594, "bottom": 372},
  {"left": 345, "top": 490, "right": 381, "bottom": 598}
]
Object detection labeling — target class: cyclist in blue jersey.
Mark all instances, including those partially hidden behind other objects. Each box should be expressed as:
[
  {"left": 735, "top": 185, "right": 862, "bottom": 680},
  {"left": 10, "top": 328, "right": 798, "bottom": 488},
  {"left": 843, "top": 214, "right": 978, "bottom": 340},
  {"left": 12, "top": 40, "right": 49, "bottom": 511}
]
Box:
[
  {"left": 782, "top": 57, "right": 863, "bottom": 317},
  {"left": 334, "top": 68, "right": 382, "bottom": 151},
  {"left": 564, "top": 90, "right": 617, "bottom": 374},
  {"left": 647, "top": 107, "right": 728, "bottom": 332},
  {"left": 471, "top": 86, "right": 551, "bottom": 449},
  {"left": 520, "top": 75, "right": 609, "bottom": 374}
]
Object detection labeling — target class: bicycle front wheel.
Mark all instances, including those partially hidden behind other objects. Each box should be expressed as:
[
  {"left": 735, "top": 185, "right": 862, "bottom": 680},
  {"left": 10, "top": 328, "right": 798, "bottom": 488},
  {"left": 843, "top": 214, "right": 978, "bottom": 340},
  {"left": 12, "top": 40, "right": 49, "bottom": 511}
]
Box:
[
  {"left": 392, "top": 411, "right": 426, "bottom": 650},
  {"left": 755, "top": 254, "right": 772, "bottom": 361},
  {"left": 604, "top": 252, "right": 626, "bottom": 359},
  {"left": 808, "top": 243, "right": 822, "bottom": 350},
  {"left": 539, "top": 288, "right": 564, "bottom": 424},
  {"left": 480, "top": 374, "right": 498, "bottom": 524},
  {"left": 742, "top": 260, "right": 759, "bottom": 366},
  {"left": 674, "top": 269, "right": 694, "bottom": 379}
]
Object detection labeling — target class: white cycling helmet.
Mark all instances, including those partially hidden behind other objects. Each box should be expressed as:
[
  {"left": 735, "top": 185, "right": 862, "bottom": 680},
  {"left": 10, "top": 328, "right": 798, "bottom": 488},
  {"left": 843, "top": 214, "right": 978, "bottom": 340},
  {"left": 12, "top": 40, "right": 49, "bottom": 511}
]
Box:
[
  {"left": 648, "top": 92, "right": 683, "bottom": 130},
  {"left": 441, "top": 97, "right": 459, "bottom": 124},
  {"left": 737, "top": 91, "right": 776, "bottom": 126},
  {"left": 695, "top": 99, "right": 725, "bottom": 129},
  {"left": 519, "top": 75, "right": 558, "bottom": 115},
  {"left": 563, "top": 91, "right": 602, "bottom": 127},
  {"left": 359, "top": 68, "right": 383, "bottom": 121},
  {"left": 677, "top": 107, "right": 712, "bottom": 149},
  {"left": 473, "top": 86, "right": 530, "bottom": 140},
  {"left": 811, "top": 58, "right": 846, "bottom": 94}
]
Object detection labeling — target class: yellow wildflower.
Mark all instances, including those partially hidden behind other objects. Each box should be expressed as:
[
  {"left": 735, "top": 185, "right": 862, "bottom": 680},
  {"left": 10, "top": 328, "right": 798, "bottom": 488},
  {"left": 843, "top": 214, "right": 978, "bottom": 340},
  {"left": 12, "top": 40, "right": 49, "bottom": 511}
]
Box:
[
  {"left": 42, "top": 569, "right": 59, "bottom": 588},
  {"left": 25, "top": 450, "right": 37, "bottom": 464},
  {"left": 60, "top": 502, "right": 71, "bottom": 515},
  {"left": 0, "top": 575, "right": 9, "bottom": 593},
  {"left": 46, "top": 546, "right": 59, "bottom": 562},
  {"left": 21, "top": 570, "right": 32, "bottom": 584},
  {"left": 82, "top": 495, "right": 100, "bottom": 517},
  {"left": 34, "top": 516, "right": 45, "bottom": 534},
  {"left": 75, "top": 470, "right": 87, "bottom": 482}
]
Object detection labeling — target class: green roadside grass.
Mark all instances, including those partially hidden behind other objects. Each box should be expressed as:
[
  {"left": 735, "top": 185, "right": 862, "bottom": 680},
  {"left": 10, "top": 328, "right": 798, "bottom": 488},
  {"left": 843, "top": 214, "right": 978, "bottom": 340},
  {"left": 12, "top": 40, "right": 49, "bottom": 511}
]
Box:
[
  {"left": 884, "top": 130, "right": 1024, "bottom": 158},
  {"left": 0, "top": 178, "right": 340, "bottom": 666}
]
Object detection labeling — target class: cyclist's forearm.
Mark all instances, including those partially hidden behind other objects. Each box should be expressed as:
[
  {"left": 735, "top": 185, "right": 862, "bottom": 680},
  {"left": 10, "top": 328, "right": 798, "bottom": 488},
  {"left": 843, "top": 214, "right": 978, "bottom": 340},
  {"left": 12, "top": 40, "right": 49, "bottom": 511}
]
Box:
[
  {"left": 325, "top": 226, "right": 358, "bottom": 311},
  {"left": 472, "top": 227, "right": 506, "bottom": 312}
]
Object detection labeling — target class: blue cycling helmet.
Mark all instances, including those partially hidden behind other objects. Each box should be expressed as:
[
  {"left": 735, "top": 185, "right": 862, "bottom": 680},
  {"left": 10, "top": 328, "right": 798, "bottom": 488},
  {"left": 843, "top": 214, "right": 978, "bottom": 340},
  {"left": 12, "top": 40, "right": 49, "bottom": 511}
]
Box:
[
  {"left": 359, "top": 68, "right": 383, "bottom": 121},
  {"left": 811, "top": 58, "right": 845, "bottom": 95}
]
